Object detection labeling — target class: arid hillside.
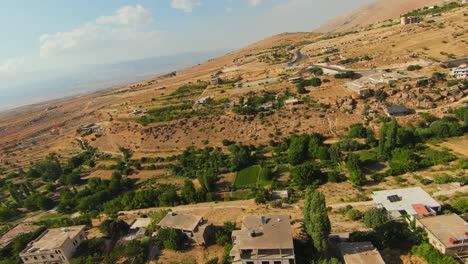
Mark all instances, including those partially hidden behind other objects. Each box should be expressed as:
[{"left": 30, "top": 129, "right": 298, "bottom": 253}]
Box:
[
  {"left": 0, "top": 3, "right": 466, "bottom": 170},
  {"left": 316, "top": 0, "right": 448, "bottom": 32}
]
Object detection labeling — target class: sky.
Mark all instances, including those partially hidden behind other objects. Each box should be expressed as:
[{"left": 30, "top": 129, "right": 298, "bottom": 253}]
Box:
[{"left": 0, "top": 0, "right": 375, "bottom": 88}]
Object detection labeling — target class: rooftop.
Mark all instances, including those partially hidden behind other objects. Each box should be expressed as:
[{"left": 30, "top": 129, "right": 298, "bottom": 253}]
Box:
[
  {"left": 339, "top": 242, "right": 385, "bottom": 264},
  {"left": 24, "top": 225, "right": 85, "bottom": 253},
  {"left": 373, "top": 187, "right": 440, "bottom": 216},
  {"left": 0, "top": 223, "right": 40, "bottom": 249},
  {"left": 234, "top": 215, "right": 294, "bottom": 250},
  {"left": 418, "top": 214, "right": 467, "bottom": 249},
  {"left": 130, "top": 218, "right": 151, "bottom": 230},
  {"left": 157, "top": 213, "right": 203, "bottom": 232},
  {"left": 386, "top": 105, "right": 411, "bottom": 115}
]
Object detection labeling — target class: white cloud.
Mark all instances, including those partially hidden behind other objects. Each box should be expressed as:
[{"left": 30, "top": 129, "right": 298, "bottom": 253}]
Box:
[
  {"left": 247, "top": 0, "right": 263, "bottom": 7},
  {"left": 0, "top": 57, "right": 25, "bottom": 74},
  {"left": 171, "top": 0, "right": 202, "bottom": 13},
  {"left": 96, "top": 4, "right": 152, "bottom": 26},
  {"left": 38, "top": 5, "right": 164, "bottom": 65}
]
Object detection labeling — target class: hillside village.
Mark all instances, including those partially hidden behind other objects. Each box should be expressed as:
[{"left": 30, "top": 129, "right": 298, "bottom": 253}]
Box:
[{"left": 0, "top": 1, "right": 467, "bottom": 264}]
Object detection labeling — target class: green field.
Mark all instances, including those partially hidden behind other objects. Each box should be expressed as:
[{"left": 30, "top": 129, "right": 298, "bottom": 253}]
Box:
[{"left": 233, "top": 165, "right": 272, "bottom": 188}]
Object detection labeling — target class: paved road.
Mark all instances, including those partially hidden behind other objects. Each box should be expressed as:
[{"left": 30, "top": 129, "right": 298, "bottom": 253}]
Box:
[{"left": 287, "top": 48, "right": 308, "bottom": 67}]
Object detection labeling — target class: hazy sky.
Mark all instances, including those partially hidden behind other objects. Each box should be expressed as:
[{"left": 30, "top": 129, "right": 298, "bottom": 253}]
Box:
[{"left": 0, "top": 0, "right": 375, "bottom": 81}]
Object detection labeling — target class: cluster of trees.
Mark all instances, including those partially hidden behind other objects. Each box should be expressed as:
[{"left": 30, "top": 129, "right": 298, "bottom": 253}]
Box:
[
  {"left": 102, "top": 184, "right": 180, "bottom": 216},
  {"left": 57, "top": 172, "right": 133, "bottom": 214},
  {"left": 72, "top": 237, "right": 149, "bottom": 264},
  {"left": 233, "top": 91, "right": 279, "bottom": 115},
  {"left": 378, "top": 117, "right": 465, "bottom": 175},
  {"left": 334, "top": 71, "right": 360, "bottom": 79},
  {"left": 0, "top": 227, "right": 46, "bottom": 264},
  {"left": 296, "top": 78, "right": 322, "bottom": 94}
]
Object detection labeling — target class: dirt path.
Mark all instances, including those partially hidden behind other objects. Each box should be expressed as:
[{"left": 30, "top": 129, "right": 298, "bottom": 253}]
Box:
[
  {"left": 328, "top": 201, "right": 374, "bottom": 209},
  {"left": 433, "top": 185, "right": 468, "bottom": 197},
  {"left": 416, "top": 94, "right": 468, "bottom": 113}
]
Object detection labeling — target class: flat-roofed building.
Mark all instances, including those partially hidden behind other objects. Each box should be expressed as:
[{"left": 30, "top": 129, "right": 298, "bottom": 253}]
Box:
[
  {"left": 20, "top": 225, "right": 86, "bottom": 264},
  {"left": 385, "top": 105, "right": 412, "bottom": 117},
  {"left": 0, "top": 223, "right": 40, "bottom": 250},
  {"left": 372, "top": 187, "right": 441, "bottom": 220},
  {"left": 122, "top": 218, "right": 151, "bottom": 241},
  {"left": 230, "top": 215, "right": 296, "bottom": 264},
  {"left": 157, "top": 212, "right": 213, "bottom": 246},
  {"left": 416, "top": 214, "right": 468, "bottom": 256},
  {"left": 338, "top": 242, "right": 385, "bottom": 264}
]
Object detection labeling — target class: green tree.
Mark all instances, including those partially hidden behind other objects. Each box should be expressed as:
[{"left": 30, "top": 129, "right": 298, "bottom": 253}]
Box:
[
  {"left": 389, "top": 148, "right": 419, "bottom": 175},
  {"left": 346, "top": 154, "right": 365, "bottom": 186},
  {"left": 181, "top": 180, "right": 197, "bottom": 204},
  {"left": 288, "top": 134, "right": 309, "bottom": 165},
  {"left": 99, "top": 219, "right": 130, "bottom": 240},
  {"left": 291, "top": 162, "right": 325, "bottom": 189},
  {"left": 156, "top": 228, "right": 185, "bottom": 250},
  {"left": 363, "top": 208, "right": 389, "bottom": 228},
  {"left": 303, "top": 188, "right": 331, "bottom": 254}
]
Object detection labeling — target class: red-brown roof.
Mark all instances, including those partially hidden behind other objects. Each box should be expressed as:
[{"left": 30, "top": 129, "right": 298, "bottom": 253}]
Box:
[{"left": 412, "top": 204, "right": 430, "bottom": 216}]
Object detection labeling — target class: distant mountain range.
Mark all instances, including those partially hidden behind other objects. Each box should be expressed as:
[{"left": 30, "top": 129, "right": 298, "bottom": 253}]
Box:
[
  {"left": 0, "top": 50, "right": 228, "bottom": 111},
  {"left": 316, "top": 0, "right": 447, "bottom": 32}
]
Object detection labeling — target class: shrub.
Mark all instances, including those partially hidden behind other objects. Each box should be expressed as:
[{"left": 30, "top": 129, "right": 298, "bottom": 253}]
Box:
[
  {"left": 346, "top": 209, "right": 363, "bottom": 220},
  {"left": 407, "top": 65, "right": 422, "bottom": 71},
  {"left": 363, "top": 208, "right": 389, "bottom": 228},
  {"left": 412, "top": 243, "right": 458, "bottom": 264}
]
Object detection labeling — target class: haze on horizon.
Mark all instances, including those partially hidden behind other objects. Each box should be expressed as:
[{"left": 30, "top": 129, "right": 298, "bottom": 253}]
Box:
[{"left": 0, "top": 0, "right": 374, "bottom": 109}]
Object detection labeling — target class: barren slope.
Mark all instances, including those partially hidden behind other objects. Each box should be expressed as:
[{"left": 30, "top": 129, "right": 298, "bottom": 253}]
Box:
[{"left": 316, "top": 0, "right": 447, "bottom": 33}]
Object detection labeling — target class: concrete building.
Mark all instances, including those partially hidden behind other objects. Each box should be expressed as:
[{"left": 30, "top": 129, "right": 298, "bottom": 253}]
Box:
[
  {"left": 416, "top": 214, "right": 467, "bottom": 257},
  {"left": 0, "top": 223, "right": 40, "bottom": 250},
  {"left": 344, "top": 82, "right": 370, "bottom": 97},
  {"left": 271, "top": 190, "right": 289, "bottom": 200},
  {"left": 366, "top": 72, "right": 408, "bottom": 85},
  {"left": 338, "top": 242, "right": 385, "bottom": 264},
  {"left": 122, "top": 218, "right": 151, "bottom": 241},
  {"left": 157, "top": 212, "right": 213, "bottom": 246},
  {"left": 288, "top": 77, "right": 303, "bottom": 84},
  {"left": 230, "top": 215, "right": 296, "bottom": 264},
  {"left": 384, "top": 105, "right": 412, "bottom": 117},
  {"left": 284, "top": 98, "right": 301, "bottom": 105},
  {"left": 195, "top": 96, "right": 213, "bottom": 105},
  {"left": 20, "top": 225, "right": 87, "bottom": 264},
  {"left": 373, "top": 187, "right": 441, "bottom": 220},
  {"left": 451, "top": 65, "right": 468, "bottom": 80},
  {"left": 401, "top": 16, "right": 422, "bottom": 25}
]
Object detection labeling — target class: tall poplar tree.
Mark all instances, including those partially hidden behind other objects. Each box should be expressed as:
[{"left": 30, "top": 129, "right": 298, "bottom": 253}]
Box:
[{"left": 303, "top": 187, "right": 331, "bottom": 254}]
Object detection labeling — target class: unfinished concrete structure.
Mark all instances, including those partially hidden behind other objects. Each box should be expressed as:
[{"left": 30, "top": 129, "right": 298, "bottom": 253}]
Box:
[
  {"left": 20, "top": 225, "right": 86, "bottom": 264},
  {"left": 230, "top": 215, "right": 295, "bottom": 264}
]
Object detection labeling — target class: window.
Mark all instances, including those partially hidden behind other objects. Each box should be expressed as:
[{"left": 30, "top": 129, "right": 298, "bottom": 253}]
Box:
[
  {"left": 34, "top": 257, "right": 38, "bottom": 260},
  {"left": 51, "top": 254, "right": 55, "bottom": 258},
  {"left": 262, "top": 262, "right": 270, "bottom": 264},
  {"left": 274, "top": 261, "right": 281, "bottom": 264},
  {"left": 289, "top": 260, "right": 295, "bottom": 264},
  {"left": 246, "top": 262, "right": 254, "bottom": 264},
  {"left": 24, "top": 257, "right": 28, "bottom": 261},
  {"left": 42, "top": 256, "right": 46, "bottom": 259}
]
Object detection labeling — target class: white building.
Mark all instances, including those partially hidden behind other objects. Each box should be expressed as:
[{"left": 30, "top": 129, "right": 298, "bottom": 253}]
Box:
[
  {"left": 451, "top": 65, "right": 468, "bottom": 80},
  {"left": 372, "top": 187, "right": 441, "bottom": 220}
]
